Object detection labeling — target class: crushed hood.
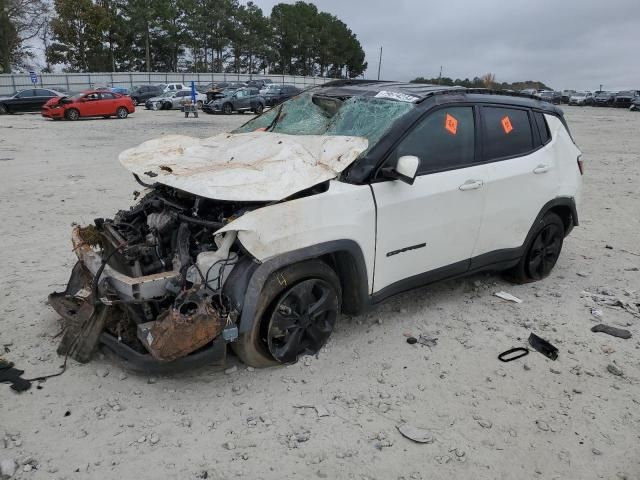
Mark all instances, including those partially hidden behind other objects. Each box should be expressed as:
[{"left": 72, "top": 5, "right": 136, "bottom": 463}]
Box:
[{"left": 119, "top": 132, "right": 368, "bottom": 201}]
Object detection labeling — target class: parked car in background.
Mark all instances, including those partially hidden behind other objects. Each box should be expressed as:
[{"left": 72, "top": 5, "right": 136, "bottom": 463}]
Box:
[
  {"left": 630, "top": 97, "right": 640, "bottom": 111},
  {"left": 262, "top": 84, "right": 302, "bottom": 106},
  {"left": 568, "top": 91, "right": 593, "bottom": 106},
  {"left": 538, "top": 90, "right": 562, "bottom": 104},
  {"left": 129, "top": 85, "right": 164, "bottom": 105},
  {"left": 520, "top": 88, "right": 538, "bottom": 97},
  {"left": 110, "top": 87, "right": 130, "bottom": 95},
  {"left": 614, "top": 90, "right": 640, "bottom": 108},
  {"left": 145, "top": 91, "right": 178, "bottom": 110},
  {"left": 163, "top": 83, "right": 188, "bottom": 92},
  {"left": 561, "top": 90, "right": 575, "bottom": 104},
  {"left": 247, "top": 79, "right": 273, "bottom": 89},
  {"left": 203, "top": 87, "right": 265, "bottom": 114},
  {"left": 41, "top": 90, "right": 135, "bottom": 120},
  {"left": 145, "top": 90, "right": 206, "bottom": 110},
  {"left": 593, "top": 91, "right": 616, "bottom": 106},
  {"left": 0, "top": 88, "right": 65, "bottom": 114}
]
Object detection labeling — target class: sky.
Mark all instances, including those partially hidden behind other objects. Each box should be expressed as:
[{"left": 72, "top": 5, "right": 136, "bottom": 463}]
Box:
[{"left": 256, "top": 0, "right": 640, "bottom": 91}]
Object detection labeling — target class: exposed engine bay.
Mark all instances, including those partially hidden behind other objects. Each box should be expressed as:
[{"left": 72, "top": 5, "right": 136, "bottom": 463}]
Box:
[{"left": 49, "top": 185, "right": 264, "bottom": 369}]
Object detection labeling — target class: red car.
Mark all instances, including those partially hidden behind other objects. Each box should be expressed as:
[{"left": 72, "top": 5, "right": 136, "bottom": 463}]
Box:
[{"left": 41, "top": 90, "right": 135, "bottom": 120}]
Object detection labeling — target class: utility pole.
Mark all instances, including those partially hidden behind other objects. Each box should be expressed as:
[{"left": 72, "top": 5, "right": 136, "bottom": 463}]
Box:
[
  {"left": 377, "top": 46, "right": 382, "bottom": 81},
  {"left": 437, "top": 65, "right": 442, "bottom": 85}
]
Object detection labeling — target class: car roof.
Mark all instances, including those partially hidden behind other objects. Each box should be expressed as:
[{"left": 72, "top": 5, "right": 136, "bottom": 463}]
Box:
[{"left": 316, "top": 80, "right": 562, "bottom": 114}]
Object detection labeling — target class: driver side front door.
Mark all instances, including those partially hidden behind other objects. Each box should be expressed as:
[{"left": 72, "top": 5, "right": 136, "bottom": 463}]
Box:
[{"left": 371, "top": 105, "right": 487, "bottom": 295}]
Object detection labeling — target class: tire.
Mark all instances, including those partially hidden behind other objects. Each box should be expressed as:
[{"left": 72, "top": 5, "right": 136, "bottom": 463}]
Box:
[
  {"left": 253, "top": 104, "right": 264, "bottom": 115},
  {"left": 232, "top": 260, "right": 341, "bottom": 367},
  {"left": 0, "top": 104, "right": 7, "bottom": 114},
  {"left": 116, "top": 107, "right": 128, "bottom": 119},
  {"left": 505, "top": 212, "right": 565, "bottom": 284},
  {"left": 222, "top": 103, "right": 233, "bottom": 115},
  {"left": 65, "top": 108, "right": 79, "bottom": 121},
  {"left": 196, "top": 100, "right": 203, "bottom": 109},
  {"left": 132, "top": 97, "right": 140, "bottom": 106}
]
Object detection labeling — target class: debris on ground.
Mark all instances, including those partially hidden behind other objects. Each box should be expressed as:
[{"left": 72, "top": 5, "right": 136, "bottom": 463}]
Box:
[
  {"left": 396, "top": 424, "right": 435, "bottom": 444},
  {"left": 0, "top": 359, "right": 31, "bottom": 392},
  {"left": 416, "top": 335, "right": 438, "bottom": 348},
  {"left": 494, "top": 291, "right": 523, "bottom": 304},
  {"left": 528, "top": 333, "right": 559, "bottom": 360},
  {"left": 591, "top": 324, "right": 632, "bottom": 339},
  {"left": 406, "top": 337, "right": 418, "bottom": 345},
  {"left": 498, "top": 347, "right": 529, "bottom": 362},
  {"left": 606, "top": 364, "right": 623, "bottom": 377}
]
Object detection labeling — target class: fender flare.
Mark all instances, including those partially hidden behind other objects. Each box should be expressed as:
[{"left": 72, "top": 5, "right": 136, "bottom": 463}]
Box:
[{"left": 236, "top": 240, "right": 370, "bottom": 334}]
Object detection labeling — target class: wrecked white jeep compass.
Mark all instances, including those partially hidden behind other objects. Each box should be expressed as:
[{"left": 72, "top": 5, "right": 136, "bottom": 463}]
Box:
[{"left": 50, "top": 80, "right": 582, "bottom": 372}]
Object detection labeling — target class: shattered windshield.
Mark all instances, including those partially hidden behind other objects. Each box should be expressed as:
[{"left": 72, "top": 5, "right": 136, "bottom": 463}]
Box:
[{"left": 234, "top": 91, "right": 414, "bottom": 152}]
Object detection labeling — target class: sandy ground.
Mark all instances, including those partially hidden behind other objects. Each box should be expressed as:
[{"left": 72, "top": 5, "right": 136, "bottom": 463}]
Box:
[{"left": 0, "top": 106, "right": 639, "bottom": 480}]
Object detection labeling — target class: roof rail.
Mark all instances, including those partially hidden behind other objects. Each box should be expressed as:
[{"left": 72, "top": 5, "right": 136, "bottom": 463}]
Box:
[{"left": 422, "top": 87, "right": 539, "bottom": 101}]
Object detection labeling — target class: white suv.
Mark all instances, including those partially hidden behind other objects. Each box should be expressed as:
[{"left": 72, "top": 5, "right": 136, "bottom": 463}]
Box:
[{"left": 50, "top": 81, "right": 583, "bottom": 372}]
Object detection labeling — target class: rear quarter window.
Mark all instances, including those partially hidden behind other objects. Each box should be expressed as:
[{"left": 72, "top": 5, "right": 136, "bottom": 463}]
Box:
[
  {"left": 481, "top": 106, "right": 533, "bottom": 161},
  {"left": 533, "top": 111, "right": 551, "bottom": 145}
]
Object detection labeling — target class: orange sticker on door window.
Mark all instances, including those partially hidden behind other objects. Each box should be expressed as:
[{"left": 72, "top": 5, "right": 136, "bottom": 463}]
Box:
[
  {"left": 501, "top": 116, "right": 513, "bottom": 134},
  {"left": 444, "top": 113, "right": 458, "bottom": 135}
]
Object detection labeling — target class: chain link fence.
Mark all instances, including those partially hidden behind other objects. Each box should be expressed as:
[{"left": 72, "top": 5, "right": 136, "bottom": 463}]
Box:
[{"left": 0, "top": 72, "right": 331, "bottom": 96}]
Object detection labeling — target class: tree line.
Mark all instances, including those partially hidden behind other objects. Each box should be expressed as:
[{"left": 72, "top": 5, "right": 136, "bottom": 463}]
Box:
[
  {"left": 411, "top": 74, "right": 551, "bottom": 92},
  {"left": 0, "top": 0, "right": 367, "bottom": 78}
]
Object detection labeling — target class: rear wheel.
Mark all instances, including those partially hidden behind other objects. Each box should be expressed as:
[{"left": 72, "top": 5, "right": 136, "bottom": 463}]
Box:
[
  {"left": 232, "top": 260, "right": 341, "bottom": 367},
  {"left": 0, "top": 104, "right": 7, "bottom": 114},
  {"left": 253, "top": 104, "right": 264, "bottom": 115},
  {"left": 506, "top": 212, "right": 565, "bottom": 283},
  {"left": 65, "top": 108, "right": 79, "bottom": 121},
  {"left": 222, "top": 103, "right": 233, "bottom": 115},
  {"left": 116, "top": 107, "right": 128, "bottom": 119},
  {"left": 196, "top": 100, "right": 203, "bottom": 109}
]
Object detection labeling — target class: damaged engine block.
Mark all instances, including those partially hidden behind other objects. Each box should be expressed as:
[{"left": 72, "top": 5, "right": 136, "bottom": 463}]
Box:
[{"left": 50, "top": 186, "right": 262, "bottom": 365}]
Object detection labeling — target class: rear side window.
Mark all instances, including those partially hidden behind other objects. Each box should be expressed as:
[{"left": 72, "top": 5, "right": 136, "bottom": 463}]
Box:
[
  {"left": 482, "top": 107, "right": 533, "bottom": 161},
  {"left": 101, "top": 92, "right": 115, "bottom": 99},
  {"left": 392, "top": 106, "right": 475, "bottom": 175},
  {"left": 533, "top": 111, "right": 550, "bottom": 145}
]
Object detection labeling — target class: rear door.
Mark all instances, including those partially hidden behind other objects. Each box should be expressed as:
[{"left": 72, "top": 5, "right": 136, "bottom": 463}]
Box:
[
  {"left": 471, "top": 106, "right": 558, "bottom": 264},
  {"left": 97, "top": 92, "right": 118, "bottom": 115},
  {"left": 371, "top": 105, "right": 488, "bottom": 293}
]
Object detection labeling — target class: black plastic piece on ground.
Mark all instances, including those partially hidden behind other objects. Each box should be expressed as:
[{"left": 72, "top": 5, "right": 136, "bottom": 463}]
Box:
[
  {"left": 591, "top": 324, "right": 632, "bottom": 339},
  {"left": 498, "top": 347, "right": 530, "bottom": 362},
  {"left": 528, "top": 333, "right": 558, "bottom": 360},
  {"left": 99, "top": 332, "right": 227, "bottom": 374},
  {"left": 406, "top": 337, "right": 417, "bottom": 345},
  {"left": 0, "top": 360, "right": 31, "bottom": 392}
]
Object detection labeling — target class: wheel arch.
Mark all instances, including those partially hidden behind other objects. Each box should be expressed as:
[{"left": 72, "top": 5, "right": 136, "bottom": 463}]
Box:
[
  {"left": 541, "top": 197, "right": 578, "bottom": 236},
  {"left": 235, "top": 240, "right": 370, "bottom": 335}
]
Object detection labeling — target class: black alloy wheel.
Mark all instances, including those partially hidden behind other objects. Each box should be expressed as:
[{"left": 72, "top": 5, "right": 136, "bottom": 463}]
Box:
[
  {"left": 266, "top": 278, "right": 339, "bottom": 363},
  {"left": 525, "top": 222, "right": 563, "bottom": 280}
]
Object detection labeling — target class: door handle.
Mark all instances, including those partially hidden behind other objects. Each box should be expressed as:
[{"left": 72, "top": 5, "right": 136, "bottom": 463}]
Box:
[
  {"left": 459, "top": 180, "right": 483, "bottom": 191},
  {"left": 533, "top": 164, "right": 550, "bottom": 174}
]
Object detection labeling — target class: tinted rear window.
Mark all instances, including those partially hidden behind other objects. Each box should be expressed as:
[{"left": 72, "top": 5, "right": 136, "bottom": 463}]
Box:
[{"left": 482, "top": 107, "right": 533, "bottom": 161}]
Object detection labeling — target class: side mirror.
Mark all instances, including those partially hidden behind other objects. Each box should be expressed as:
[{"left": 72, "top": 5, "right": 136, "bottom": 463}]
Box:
[{"left": 381, "top": 155, "right": 420, "bottom": 185}]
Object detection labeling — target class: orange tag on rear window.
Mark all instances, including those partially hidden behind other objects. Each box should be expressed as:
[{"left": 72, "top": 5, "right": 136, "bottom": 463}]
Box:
[
  {"left": 445, "top": 113, "right": 458, "bottom": 135},
  {"left": 501, "top": 116, "right": 513, "bottom": 134}
]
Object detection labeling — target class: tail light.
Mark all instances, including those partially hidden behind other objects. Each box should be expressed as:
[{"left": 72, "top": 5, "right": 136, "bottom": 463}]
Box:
[{"left": 577, "top": 154, "right": 584, "bottom": 175}]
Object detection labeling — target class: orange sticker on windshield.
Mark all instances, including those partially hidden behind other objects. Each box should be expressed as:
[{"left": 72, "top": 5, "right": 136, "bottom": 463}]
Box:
[
  {"left": 501, "top": 116, "right": 513, "bottom": 134},
  {"left": 445, "top": 113, "right": 458, "bottom": 135}
]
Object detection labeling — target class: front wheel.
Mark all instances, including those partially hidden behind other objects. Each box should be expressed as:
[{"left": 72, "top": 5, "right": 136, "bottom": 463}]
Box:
[
  {"left": 231, "top": 260, "right": 341, "bottom": 367},
  {"left": 116, "top": 107, "right": 128, "bottom": 119},
  {"left": 506, "top": 212, "right": 565, "bottom": 284},
  {"left": 253, "top": 104, "right": 264, "bottom": 115},
  {"left": 196, "top": 100, "right": 203, "bottom": 109},
  {"left": 65, "top": 108, "right": 79, "bottom": 121},
  {"left": 222, "top": 103, "right": 233, "bottom": 115}
]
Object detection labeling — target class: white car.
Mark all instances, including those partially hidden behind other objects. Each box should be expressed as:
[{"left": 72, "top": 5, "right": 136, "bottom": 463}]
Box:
[
  {"left": 145, "top": 90, "right": 206, "bottom": 110},
  {"left": 50, "top": 81, "right": 583, "bottom": 372},
  {"left": 162, "top": 83, "right": 188, "bottom": 92}
]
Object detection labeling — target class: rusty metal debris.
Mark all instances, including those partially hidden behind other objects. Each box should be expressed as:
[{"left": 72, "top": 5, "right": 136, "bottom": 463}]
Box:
[{"left": 138, "top": 290, "right": 223, "bottom": 361}]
